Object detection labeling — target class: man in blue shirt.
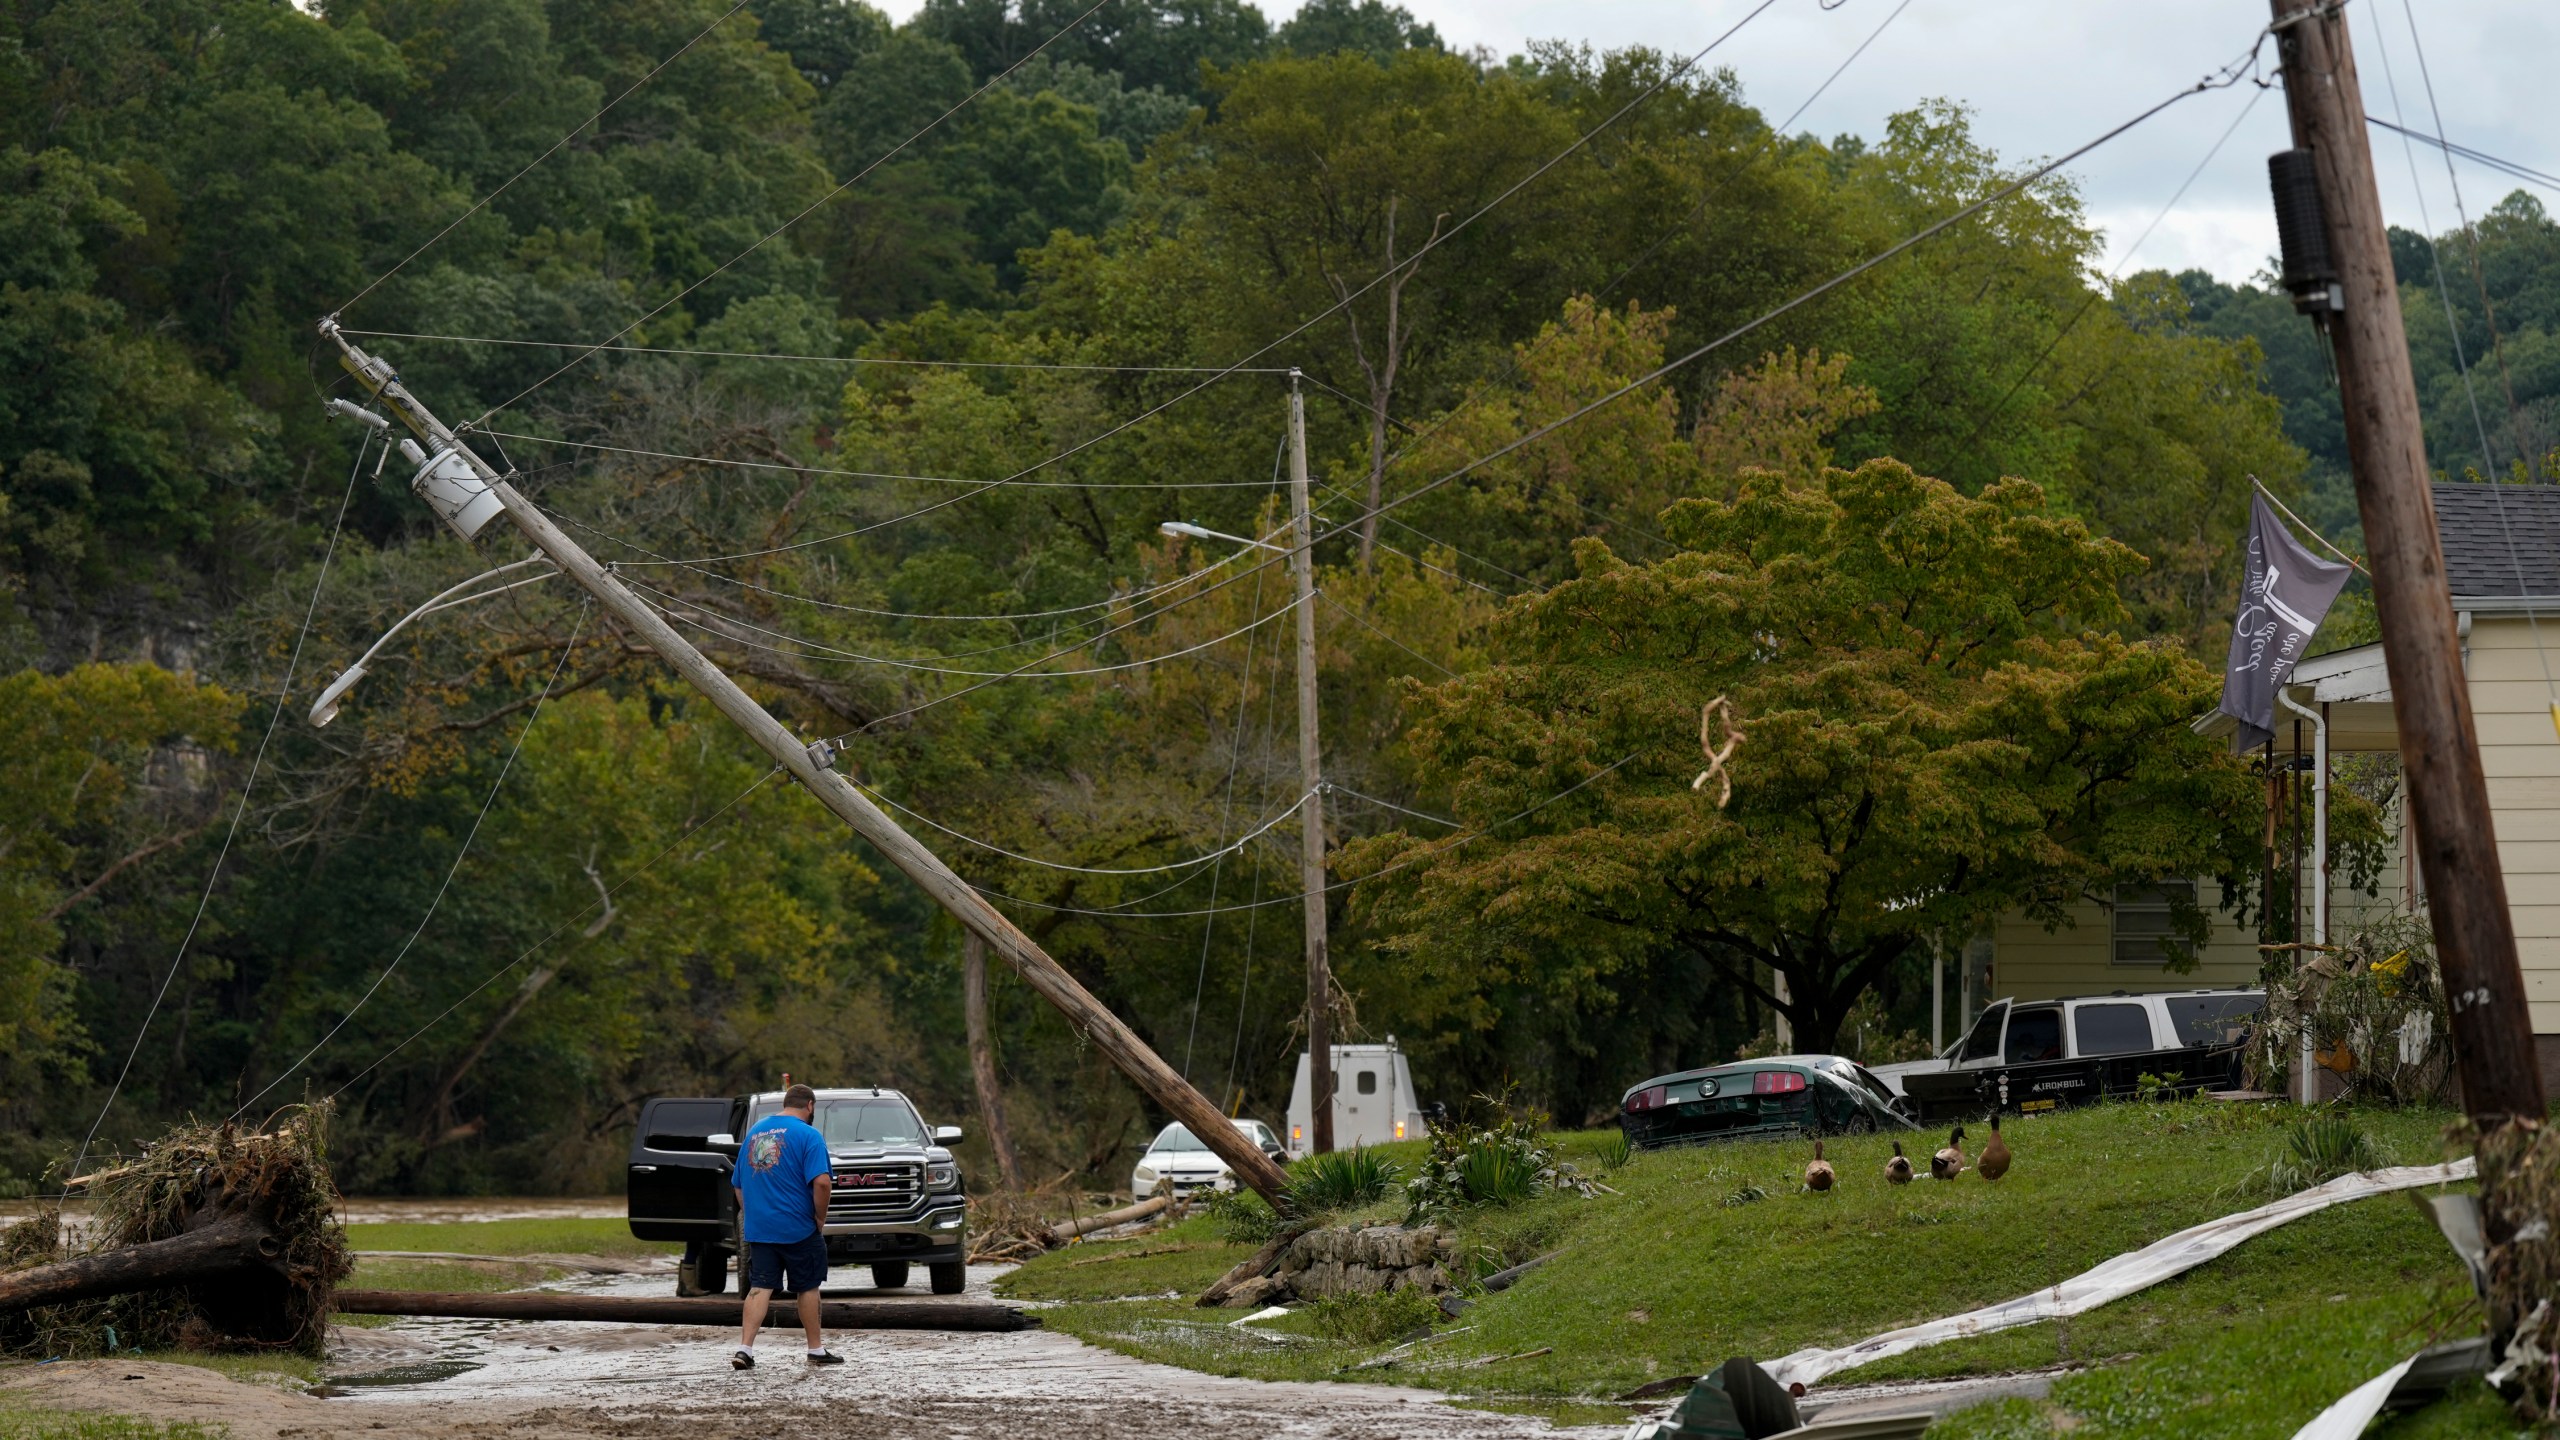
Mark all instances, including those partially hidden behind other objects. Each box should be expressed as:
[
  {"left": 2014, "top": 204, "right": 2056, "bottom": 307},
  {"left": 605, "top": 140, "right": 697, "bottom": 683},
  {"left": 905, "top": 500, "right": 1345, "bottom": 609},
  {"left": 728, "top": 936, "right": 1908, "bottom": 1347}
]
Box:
[{"left": 731, "top": 1083, "right": 842, "bottom": 1369}]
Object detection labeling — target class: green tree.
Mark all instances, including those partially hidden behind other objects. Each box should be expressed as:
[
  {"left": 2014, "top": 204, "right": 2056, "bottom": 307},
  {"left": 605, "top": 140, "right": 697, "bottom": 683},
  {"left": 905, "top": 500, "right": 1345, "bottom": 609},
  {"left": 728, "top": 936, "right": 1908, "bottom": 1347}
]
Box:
[
  {"left": 1345, "top": 459, "right": 2262, "bottom": 1076},
  {"left": 0, "top": 663, "right": 238, "bottom": 1116}
]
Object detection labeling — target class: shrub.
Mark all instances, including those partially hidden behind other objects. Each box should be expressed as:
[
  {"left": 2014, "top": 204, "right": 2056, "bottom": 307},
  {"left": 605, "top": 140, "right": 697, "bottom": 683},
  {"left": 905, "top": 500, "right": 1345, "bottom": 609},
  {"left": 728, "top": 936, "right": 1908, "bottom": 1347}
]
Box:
[
  {"left": 2248, "top": 1114, "right": 2390, "bottom": 1195},
  {"left": 1593, "top": 1130, "right": 1633, "bottom": 1171},
  {"left": 1307, "top": 1286, "right": 1441, "bottom": 1344},
  {"left": 1201, "top": 1188, "right": 1282, "bottom": 1244},
  {"left": 1405, "top": 1093, "right": 1596, "bottom": 1218},
  {"left": 1455, "top": 1141, "right": 1541, "bottom": 1208},
  {"left": 1287, "top": 1146, "right": 1401, "bottom": 1213}
]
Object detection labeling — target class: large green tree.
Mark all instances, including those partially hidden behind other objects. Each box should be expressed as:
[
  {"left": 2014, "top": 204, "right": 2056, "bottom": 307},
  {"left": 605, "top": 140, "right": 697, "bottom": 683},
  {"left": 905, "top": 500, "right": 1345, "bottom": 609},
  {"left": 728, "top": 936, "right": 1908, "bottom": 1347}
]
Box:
[{"left": 1345, "top": 458, "right": 2263, "bottom": 1077}]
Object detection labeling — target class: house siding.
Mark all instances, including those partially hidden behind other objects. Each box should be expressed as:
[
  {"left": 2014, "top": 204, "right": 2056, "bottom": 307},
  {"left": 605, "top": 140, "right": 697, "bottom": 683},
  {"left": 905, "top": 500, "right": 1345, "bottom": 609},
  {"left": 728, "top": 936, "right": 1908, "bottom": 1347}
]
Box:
[{"left": 2465, "top": 616, "right": 2560, "bottom": 1032}]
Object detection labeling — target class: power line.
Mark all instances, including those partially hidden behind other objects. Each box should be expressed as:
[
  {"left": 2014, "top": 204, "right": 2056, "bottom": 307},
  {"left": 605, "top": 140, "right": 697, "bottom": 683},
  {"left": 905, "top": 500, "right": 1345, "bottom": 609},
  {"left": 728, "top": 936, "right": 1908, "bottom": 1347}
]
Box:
[
  {"left": 483, "top": 427, "right": 1293, "bottom": 489},
  {"left": 1316, "top": 590, "right": 1459, "bottom": 679},
  {"left": 635, "top": 579, "right": 1303, "bottom": 680},
  {"left": 1945, "top": 79, "right": 2266, "bottom": 474},
  {"left": 2392, "top": 0, "right": 2532, "bottom": 474},
  {"left": 469, "top": 0, "right": 1119, "bottom": 429},
  {"left": 826, "top": 35, "right": 2270, "bottom": 745},
  {"left": 555, "top": 509, "right": 1266, "bottom": 624},
  {"left": 343, "top": 329, "right": 1292, "bottom": 376},
  {"left": 1778, "top": 0, "right": 1916, "bottom": 134},
  {"left": 233, "top": 601, "right": 590, "bottom": 1122},
  {"left": 338, "top": 2, "right": 753, "bottom": 316},
  {"left": 2373, "top": 0, "right": 2557, "bottom": 714},
  {"left": 867, "top": 784, "right": 1310, "bottom": 878},
  {"left": 63, "top": 432, "right": 376, "bottom": 1188},
  {"left": 2364, "top": 116, "right": 2560, "bottom": 196},
  {"left": 975, "top": 754, "right": 1641, "bottom": 920},
  {"left": 607, "top": 0, "right": 1785, "bottom": 571},
  {"left": 325, "top": 766, "right": 783, "bottom": 1106}
]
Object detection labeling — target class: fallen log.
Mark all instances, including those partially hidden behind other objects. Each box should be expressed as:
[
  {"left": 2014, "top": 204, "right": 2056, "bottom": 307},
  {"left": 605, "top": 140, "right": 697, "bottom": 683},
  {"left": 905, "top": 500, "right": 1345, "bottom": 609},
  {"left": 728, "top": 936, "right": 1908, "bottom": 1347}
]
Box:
[
  {"left": 0, "top": 1212, "right": 282, "bottom": 1313},
  {"left": 352, "top": 1250, "right": 673, "bottom": 1275},
  {"left": 1048, "top": 1191, "right": 1172, "bottom": 1241},
  {"left": 331, "top": 1290, "right": 1039, "bottom": 1332}
]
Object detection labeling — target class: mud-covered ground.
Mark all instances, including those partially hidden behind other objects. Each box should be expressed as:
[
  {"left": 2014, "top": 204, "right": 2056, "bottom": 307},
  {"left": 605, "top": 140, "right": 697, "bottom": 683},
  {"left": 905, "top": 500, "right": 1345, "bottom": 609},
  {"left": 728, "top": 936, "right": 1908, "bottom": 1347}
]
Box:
[{"left": 2, "top": 1266, "right": 1626, "bottom": 1439}]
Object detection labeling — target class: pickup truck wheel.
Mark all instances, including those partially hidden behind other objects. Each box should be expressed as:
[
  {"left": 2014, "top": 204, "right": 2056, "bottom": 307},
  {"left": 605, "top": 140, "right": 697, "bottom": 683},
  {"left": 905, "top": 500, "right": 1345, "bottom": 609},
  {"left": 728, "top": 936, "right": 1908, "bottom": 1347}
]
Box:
[
  {"left": 869, "top": 1260, "right": 911, "bottom": 1290},
  {"left": 676, "top": 1242, "right": 730, "bottom": 1297},
  {"left": 930, "top": 1261, "right": 967, "bottom": 1295}
]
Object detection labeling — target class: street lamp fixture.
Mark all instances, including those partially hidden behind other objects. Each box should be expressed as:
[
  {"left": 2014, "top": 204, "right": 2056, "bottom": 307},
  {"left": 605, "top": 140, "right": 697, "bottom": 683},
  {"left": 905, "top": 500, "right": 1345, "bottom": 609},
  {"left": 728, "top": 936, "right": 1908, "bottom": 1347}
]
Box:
[
  {"left": 1158, "top": 520, "right": 1285, "bottom": 552},
  {"left": 308, "top": 555, "right": 560, "bottom": 727}
]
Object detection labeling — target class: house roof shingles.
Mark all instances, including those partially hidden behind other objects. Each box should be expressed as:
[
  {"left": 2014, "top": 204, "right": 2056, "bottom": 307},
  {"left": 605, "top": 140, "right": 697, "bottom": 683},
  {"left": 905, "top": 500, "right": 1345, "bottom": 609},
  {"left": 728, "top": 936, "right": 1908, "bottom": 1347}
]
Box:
[
  {"left": 2426, "top": 481, "right": 2560, "bottom": 594},
  {"left": 2431, "top": 482, "right": 2560, "bottom": 599}
]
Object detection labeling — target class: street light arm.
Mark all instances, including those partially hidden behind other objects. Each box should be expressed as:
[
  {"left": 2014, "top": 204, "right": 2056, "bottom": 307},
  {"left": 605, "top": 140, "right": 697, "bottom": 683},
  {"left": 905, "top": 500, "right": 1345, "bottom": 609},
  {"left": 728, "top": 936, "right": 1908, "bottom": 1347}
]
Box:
[
  {"left": 309, "top": 556, "right": 558, "bottom": 726},
  {"left": 1158, "top": 520, "right": 1287, "bottom": 553}
]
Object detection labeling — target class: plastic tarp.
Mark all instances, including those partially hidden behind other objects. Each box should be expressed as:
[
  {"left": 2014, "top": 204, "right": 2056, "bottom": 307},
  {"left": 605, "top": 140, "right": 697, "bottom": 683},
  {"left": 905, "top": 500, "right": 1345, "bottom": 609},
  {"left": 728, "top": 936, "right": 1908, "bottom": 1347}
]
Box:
[
  {"left": 2287, "top": 1352, "right": 2421, "bottom": 1440},
  {"left": 1765, "top": 1159, "right": 2476, "bottom": 1389}
]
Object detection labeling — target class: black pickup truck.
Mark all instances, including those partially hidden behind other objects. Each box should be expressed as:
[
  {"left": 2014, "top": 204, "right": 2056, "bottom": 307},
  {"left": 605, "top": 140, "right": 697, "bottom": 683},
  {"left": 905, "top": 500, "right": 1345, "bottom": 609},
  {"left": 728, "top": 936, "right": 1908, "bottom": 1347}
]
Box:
[
  {"left": 628, "top": 1087, "right": 970, "bottom": 1296},
  {"left": 1887, "top": 988, "right": 2264, "bottom": 1122}
]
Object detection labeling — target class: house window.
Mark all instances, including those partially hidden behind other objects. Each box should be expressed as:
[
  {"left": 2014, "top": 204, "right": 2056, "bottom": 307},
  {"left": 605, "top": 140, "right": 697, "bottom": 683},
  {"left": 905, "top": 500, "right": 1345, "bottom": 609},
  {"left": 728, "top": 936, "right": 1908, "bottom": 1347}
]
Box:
[
  {"left": 2073, "top": 1002, "right": 2156, "bottom": 1057},
  {"left": 2112, "top": 882, "right": 2198, "bottom": 967}
]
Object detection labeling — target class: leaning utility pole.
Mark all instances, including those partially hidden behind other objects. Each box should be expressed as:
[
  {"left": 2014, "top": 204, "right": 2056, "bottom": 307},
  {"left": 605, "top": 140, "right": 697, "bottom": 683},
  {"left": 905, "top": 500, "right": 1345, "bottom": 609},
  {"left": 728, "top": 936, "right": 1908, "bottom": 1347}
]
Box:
[
  {"left": 320, "top": 320, "right": 1292, "bottom": 1207},
  {"left": 2270, "top": 1, "right": 2547, "bottom": 1319},
  {"left": 1286, "top": 372, "right": 1335, "bottom": 1156}
]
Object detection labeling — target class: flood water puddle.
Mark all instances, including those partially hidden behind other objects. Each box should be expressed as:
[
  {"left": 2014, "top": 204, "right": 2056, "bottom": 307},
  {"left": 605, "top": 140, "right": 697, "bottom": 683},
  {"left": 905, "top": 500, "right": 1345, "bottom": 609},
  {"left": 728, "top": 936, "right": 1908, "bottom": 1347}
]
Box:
[{"left": 327, "top": 1359, "right": 486, "bottom": 1388}]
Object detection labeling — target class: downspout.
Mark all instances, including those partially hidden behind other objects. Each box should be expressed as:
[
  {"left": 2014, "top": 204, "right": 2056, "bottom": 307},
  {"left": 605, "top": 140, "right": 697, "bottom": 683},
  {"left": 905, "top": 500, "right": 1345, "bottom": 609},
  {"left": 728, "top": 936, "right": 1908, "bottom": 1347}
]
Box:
[{"left": 2277, "top": 685, "right": 2328, "bottom": 1105}]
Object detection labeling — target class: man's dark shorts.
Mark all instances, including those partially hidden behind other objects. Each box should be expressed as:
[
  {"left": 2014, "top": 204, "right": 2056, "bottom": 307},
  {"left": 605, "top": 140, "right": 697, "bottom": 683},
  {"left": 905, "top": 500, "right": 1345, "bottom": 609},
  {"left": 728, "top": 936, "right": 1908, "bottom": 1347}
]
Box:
[{"left": 745, "top": 1233, "right": 828, "bottom": 1294}]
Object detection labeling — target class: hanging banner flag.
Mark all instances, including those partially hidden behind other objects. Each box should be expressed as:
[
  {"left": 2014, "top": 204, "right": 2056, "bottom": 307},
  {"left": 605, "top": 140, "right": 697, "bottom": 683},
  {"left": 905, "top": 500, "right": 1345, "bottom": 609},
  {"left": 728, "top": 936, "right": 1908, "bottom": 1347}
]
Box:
[{"left": 2218, "top": 493, "right": 2353, "bottom": 752}]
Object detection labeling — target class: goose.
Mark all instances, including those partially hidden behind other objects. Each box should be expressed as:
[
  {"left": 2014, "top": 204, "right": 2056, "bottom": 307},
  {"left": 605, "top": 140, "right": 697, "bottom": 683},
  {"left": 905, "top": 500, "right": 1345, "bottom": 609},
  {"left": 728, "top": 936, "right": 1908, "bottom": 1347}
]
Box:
[
  {"left": 1977, "top": 1112, "right": 2012, "bottom": 1181},
  {"left": 1931, "top": 1125, "right": 1966, "bottom": 1181},
  {"left": 1804, "top": 1139, "right": 1835, "bottom": 1193},
  {"left": 1885, "top": 1140, "right": 1913, "bottom": 1185}
]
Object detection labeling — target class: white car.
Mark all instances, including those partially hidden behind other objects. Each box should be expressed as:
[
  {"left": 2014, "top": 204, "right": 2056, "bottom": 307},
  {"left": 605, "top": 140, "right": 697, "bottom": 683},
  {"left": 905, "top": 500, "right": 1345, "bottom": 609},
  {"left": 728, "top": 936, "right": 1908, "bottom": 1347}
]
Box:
[{"left": 1131, "top": 1118, "right": 1287, "bottom": 1199}]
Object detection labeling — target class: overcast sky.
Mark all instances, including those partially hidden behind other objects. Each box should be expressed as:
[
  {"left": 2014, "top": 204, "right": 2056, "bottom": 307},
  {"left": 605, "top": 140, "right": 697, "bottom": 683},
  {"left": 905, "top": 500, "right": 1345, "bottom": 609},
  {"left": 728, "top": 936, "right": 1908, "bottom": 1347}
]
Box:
[{"left": 881, "top": 0, "right": 2557, "bottom": 285}]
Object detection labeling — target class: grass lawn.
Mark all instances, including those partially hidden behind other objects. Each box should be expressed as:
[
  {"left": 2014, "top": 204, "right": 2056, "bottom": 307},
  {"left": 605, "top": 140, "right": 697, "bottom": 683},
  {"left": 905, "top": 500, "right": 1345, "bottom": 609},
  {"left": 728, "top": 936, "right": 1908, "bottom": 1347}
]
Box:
[
  {"left": 339, "top": 1216, "right": 673, "bottom": 1258},
  {"left": 1002, "top": 1101, "right": 2505, "bottom": 1436},
  {"left": 0, "top": 1408, "right": 225, "bottom": 1440}
]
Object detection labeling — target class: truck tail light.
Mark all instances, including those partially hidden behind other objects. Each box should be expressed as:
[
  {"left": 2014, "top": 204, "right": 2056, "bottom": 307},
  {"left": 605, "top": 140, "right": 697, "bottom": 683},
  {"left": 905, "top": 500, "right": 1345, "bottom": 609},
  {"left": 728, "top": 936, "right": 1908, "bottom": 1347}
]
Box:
[
  {"left": 1624, "top": 1085, "right": 1669, "bottom": 1113},
  {"left": 1291, "top": 1124, "right": 1302, "bottom": 1142},
  {"left": 1394, "top": 1121, "right": 1405, "bottom": 1139},
  {"left": 1753, "top": 1070, "right": 1806, "bottom": 1095}
]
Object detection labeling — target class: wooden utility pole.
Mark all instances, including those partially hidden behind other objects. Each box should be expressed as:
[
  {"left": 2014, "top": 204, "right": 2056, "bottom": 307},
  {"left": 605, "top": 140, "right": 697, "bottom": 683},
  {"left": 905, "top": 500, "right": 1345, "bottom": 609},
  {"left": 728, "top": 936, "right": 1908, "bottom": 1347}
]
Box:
[
  {"left": 961, "top": 929, "right": 1025, "bottom": 1192},
  {"left": 320, "top": 321, "right": 1292, "bottom": 1207},
  {"left": 2269, "top": 0, "right": 2545, "bottom": 1130},
  {"left": 1287, "top": 372, "right": 1335, "bottom": 1155}
]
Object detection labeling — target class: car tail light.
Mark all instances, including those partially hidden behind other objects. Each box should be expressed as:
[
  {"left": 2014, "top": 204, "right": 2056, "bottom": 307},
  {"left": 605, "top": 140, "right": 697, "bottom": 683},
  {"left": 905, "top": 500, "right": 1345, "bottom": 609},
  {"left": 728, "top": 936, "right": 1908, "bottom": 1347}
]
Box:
[
  {"left": 1752, "top": 1070, "right": 1806, "bottom": 1095},
  {"left": 1394, "top": 1122, "right": 1406, "bottom": 1139},
  {"left": 1624, "top": 1085, "right": 1670, "bottom": 1113}
]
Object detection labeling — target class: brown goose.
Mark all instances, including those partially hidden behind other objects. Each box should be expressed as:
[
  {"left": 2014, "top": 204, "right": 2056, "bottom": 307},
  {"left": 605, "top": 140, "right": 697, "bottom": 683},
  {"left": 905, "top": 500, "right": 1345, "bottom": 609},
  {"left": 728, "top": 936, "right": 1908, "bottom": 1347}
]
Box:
[
  {"left": 1931, "top": 1125, "right": 1967, "bottom": 1181},
  {"left": 1805, "top": 1139, "right": 1835, "bottom": 1192},
  {"left": 1977, "top": 1112, "right": 2012, "bottom": 1181},
  {"left": 1885, "top": 1140, "right": 1913, "bottom": 1185}
]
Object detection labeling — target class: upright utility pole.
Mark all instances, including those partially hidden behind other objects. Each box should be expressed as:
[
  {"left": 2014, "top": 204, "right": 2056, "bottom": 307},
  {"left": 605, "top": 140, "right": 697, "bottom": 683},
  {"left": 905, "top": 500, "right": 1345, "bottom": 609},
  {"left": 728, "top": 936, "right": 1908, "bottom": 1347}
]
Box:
[
  {"left": 1287, "top": 372, "right": 1334, "bottom": 1156},
  {"left": 2270, "top": 3, "right": 2544, "bottom": 1130},
  {"left": 320, "top": 321, "right": 1292, "bottom": 1207}
]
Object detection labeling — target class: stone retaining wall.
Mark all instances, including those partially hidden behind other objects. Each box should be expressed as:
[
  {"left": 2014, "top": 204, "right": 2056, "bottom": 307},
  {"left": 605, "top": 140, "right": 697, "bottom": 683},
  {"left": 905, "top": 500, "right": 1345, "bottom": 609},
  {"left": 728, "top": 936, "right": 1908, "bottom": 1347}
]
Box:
[{"left": 1222, "top": 1224, "right": 1454, "bottom": 1307}]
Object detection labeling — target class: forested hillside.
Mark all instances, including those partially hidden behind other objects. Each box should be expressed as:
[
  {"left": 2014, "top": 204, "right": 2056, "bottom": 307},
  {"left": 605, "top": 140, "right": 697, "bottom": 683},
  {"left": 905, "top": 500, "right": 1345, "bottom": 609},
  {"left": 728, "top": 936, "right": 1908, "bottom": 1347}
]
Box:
[{"left": 4, "top": 0, "right": 2548, "bottom": 1195}]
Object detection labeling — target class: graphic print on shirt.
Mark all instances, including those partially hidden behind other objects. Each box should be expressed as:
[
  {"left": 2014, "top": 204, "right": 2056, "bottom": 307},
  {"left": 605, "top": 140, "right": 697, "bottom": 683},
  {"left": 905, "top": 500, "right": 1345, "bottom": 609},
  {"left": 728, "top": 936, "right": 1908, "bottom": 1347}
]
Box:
[{"left": 748, "top": 1130, "right": 785, "bottom": 1172}]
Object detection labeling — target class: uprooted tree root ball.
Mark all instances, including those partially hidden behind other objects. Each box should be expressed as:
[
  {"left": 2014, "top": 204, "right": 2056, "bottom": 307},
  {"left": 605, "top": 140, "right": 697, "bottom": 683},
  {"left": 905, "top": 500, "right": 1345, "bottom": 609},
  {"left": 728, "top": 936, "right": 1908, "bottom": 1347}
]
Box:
[{"left": 0, "top": 1106, "right": 352, "bottom": 1359}]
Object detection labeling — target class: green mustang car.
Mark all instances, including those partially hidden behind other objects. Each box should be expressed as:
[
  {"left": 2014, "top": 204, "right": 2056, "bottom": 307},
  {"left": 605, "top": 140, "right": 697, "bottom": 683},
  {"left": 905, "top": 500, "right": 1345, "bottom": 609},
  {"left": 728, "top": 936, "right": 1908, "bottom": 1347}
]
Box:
[{"left": 1618, "top": 1055, "right": 1919, "bottom": 1150}]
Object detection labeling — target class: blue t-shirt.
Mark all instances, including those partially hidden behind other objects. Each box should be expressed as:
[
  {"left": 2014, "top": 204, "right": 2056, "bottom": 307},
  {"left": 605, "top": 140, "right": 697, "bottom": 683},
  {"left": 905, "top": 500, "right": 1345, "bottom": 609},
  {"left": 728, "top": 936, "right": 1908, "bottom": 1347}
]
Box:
[{"left": 736, "top": 1113, "right": 832, "bottom": 1244}]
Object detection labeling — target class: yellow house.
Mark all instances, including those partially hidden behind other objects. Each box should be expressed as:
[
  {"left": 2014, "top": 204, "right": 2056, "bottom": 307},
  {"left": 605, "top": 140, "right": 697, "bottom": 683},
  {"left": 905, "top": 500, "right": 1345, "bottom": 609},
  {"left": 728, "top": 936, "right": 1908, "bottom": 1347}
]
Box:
[{"left": 1958, "top": 483, "right": 2557, "bottom": 1085}]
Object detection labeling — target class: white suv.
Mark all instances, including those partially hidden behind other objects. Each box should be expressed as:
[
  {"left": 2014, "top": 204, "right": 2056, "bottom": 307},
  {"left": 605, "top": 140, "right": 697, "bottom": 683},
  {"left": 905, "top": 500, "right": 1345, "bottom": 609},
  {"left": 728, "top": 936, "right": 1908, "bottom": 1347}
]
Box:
[{"left": 1131, "top": 1118, "right": 1286, "bottom": 1198}]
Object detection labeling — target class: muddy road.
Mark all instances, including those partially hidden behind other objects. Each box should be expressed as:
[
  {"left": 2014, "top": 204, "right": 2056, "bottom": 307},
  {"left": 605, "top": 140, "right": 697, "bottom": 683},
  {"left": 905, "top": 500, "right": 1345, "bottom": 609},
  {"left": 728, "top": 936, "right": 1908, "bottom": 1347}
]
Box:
[{"left": 4, "top": 1266, "right": 1625, "bottom": 1439}]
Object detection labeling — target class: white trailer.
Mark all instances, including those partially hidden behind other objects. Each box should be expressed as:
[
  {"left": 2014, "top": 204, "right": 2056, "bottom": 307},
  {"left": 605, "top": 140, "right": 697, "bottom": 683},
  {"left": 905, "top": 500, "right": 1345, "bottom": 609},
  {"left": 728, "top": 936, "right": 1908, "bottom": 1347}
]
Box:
[{"left": 1285, "top": 1039, "right": 1424, "bottom": 1157}]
